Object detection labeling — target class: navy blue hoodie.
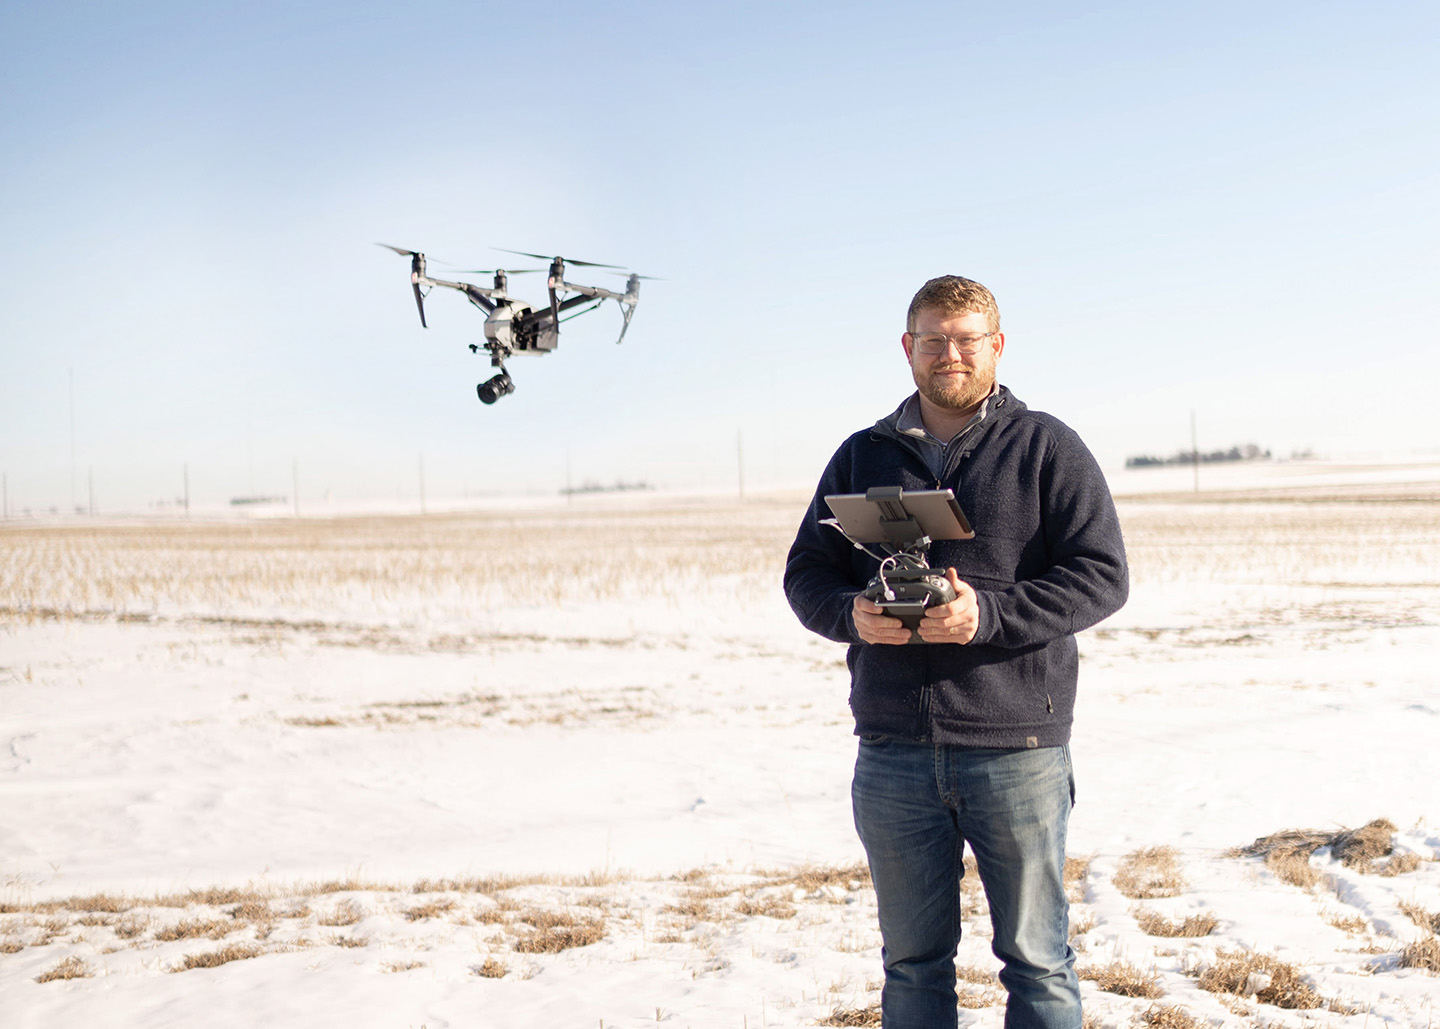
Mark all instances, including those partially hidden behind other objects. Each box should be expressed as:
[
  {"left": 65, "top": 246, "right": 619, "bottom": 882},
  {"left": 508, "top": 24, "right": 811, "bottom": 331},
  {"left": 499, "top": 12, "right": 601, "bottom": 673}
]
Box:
[{"left": 784, "top": 387, "right": 1128, "bottom": 749}]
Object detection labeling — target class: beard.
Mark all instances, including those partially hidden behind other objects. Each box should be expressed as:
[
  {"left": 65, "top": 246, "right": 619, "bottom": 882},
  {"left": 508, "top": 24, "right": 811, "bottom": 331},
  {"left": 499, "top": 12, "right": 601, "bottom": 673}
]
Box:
[{"left": 912, "top": 359, "right": 996, "bottom": 413}]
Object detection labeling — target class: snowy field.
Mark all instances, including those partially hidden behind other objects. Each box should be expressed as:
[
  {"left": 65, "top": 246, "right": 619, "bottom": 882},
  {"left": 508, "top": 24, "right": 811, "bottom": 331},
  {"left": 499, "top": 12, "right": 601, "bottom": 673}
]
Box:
[{"left": 2, "top": 461, "right": 1438, "bottom": 1028}]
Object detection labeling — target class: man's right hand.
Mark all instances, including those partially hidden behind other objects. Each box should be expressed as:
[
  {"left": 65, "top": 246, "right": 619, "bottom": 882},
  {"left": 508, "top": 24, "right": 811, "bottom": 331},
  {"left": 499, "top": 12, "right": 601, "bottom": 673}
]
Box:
[{"left": 852, "top": 595, "right": 913, "bottom": 645}]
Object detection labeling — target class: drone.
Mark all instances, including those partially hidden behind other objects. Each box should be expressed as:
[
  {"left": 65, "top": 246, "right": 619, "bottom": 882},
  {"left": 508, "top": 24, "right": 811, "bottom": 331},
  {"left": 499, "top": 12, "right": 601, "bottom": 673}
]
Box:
[{"left": 379, "top": 244, "right": 650, "bottom": 404}]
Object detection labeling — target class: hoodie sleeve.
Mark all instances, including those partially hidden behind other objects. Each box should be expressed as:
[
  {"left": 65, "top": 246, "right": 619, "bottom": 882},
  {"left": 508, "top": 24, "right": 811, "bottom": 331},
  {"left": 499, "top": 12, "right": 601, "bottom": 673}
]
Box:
[
  {"left": 783, "top": 442, "right": 868, "bottom": 645},
  {"left": 967, "top": 425, "right": 1129, "bottom": 649}
]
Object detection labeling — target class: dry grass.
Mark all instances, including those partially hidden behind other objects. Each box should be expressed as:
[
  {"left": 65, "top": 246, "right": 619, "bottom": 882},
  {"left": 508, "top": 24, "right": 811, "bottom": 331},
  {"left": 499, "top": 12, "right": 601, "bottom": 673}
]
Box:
[
  {"left": 316, "top": 899, "right": 364, "bottom": 926},
  {"left": 1196, "top": 949, "right": 1324, "bottom": 1009},
  {"left": 153, "top": 917, "right": 231, "bottom": 942},
  {"left": 402, "top": 898, "right": 455, "bottom": 921},
  {"left": 817, "top": 1005, "right": 881, "bottom": 1027},
  {"left": 1133, "top": 909, "right": 1218, "bottom": 937},
  {"left": 382, "top": 959, "right": 426, "bottom": 973},
  {"left": 1064, "top": 856, "right": 1091, "bottom": 903},
  {"left": 1325, "top": 912, "right": 1369, "bottom": 934},
  {"left": 1400, "top": 935, "right": 1440, "bottom": 973},
  {"left": 1113, "top": 847, "right": 1185, "bottom": 899},
  {"left": 510, "top": 911, "right": 606, "bottom": 954},
  {"left": 1379, "top": 852, "right": 1422, "bottom": 876},
  {"left": 0, "top": 501, "right": 796, "bottom": 621},
  {"left": 1139, "top": 1004, "right": 1205, "bottom": 1029},
  {"left": 1399, "top": 901, "right": 1440, "bottom": 934},
  {"left": 1078, "top": 959, "right": 1165, "bottom": 998},
  {"left": 473, "top": 957, "right": 508, "bottom": 978},
  {"left": 1234, "top": 818, "right": 1398, "bottom": 876},
  {"left": 1264, "top": 849, "right": 1321, "bottom": 889},
  {"left": 171, "top": 942, "right": 264, "bottom": 972},
  {"left": 35, "top": 955, "right": 94, "bottom": 982},
  {"left": 734, "top": 895, "right": 797, "bottom": 919}
]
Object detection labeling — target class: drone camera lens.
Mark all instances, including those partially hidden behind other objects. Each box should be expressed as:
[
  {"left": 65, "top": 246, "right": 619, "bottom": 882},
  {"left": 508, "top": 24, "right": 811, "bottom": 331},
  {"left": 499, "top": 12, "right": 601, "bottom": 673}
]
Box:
[{"left": 477, "top": 372, "right": 515, "bottom": 405}]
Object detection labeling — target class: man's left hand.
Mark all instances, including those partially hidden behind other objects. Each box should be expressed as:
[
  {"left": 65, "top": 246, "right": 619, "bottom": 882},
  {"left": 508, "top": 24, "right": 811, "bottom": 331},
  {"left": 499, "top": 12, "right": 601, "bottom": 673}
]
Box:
[{"left": 916, "top": 568, "right": 979, "bottom": 644}]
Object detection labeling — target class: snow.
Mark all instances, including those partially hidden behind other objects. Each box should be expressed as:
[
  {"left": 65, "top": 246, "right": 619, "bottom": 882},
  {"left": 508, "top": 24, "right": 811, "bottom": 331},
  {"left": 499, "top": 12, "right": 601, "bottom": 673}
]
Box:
[{"left": 2, "top": 464, "right": 1438, "bottom": 1027}]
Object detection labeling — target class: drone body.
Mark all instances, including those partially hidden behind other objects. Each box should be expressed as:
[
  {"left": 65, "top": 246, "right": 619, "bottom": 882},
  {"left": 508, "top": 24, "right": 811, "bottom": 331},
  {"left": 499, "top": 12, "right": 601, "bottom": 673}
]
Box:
[{"left": 379, "top": 244, "right": 647, "bottom": 404}]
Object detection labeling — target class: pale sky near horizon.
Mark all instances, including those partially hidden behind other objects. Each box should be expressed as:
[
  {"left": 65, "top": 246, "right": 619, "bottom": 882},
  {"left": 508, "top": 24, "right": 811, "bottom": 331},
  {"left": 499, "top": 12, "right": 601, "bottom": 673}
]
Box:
[{"left": 2, "top": 1, "right": 1438, "bottom": 511}]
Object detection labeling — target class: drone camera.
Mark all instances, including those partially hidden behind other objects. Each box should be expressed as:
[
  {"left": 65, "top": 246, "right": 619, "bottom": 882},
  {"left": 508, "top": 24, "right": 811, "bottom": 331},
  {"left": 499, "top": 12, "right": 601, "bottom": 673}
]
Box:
[{"left": 477, "top": 371, "right": 516, "bottom": 405}]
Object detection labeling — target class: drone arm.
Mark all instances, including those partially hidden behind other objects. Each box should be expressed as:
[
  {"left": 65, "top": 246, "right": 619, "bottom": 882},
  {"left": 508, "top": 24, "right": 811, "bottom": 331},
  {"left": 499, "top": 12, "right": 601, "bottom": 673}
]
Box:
[{"left": 558, "top": 279, "right": 626, "bottom": 302}]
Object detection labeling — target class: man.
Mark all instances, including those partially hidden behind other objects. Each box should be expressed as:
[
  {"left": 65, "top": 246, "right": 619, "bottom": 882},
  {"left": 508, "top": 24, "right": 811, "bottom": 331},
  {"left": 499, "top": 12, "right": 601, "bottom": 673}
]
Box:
[{"left": 783, "top": 275, "right": 1128, "bottom": 1029}]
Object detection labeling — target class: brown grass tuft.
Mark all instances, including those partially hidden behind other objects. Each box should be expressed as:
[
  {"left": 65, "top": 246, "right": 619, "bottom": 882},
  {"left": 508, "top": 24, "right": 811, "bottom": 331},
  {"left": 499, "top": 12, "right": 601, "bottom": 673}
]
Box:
[
  {"left": 1078, "top": 959, "right": 1165, "bottom": 998},
  {"left": 817, "top": 1005, "right": 881, "bottom": 1027},
  {"left": 1235, "top": 818, "right": 1397, "bottom": 874},
  {"left": 1264, "top": 849, "right": 1321, "bottom": 889},
  {"left": 1329, "top": 818, "right": 1396, "bottom": 869},
  {"left": 382, "top": 959, "right": 426, "bottom": 972},
  {"left": 35, "top": 956, "right": 94, "bottom": 982},
  {"left": 1196, "top": 949, "right": 1323, "bottom": 1008},
  {"left": 1134, "top": 909, "right": 1218, "bottom": 937},
  {"left": 473, "top": 957, "right": 508, "bottom": 978},
  {"left": 1140, "top": 1004, "right": 1205, "bottom": 1029},
  {"left": 1325, "top": 912, "right": 1368, "bottom": 934},
  {"left": 153, "top": 917, "right": 231, "bottom": 942},
  {"left": 1064, "top": 856, "right": 1091, "bottom": 903},
  {"left": 735, "top": 894, "right": 797, "bottom": 920},
  {"left": 171, "top": 942, "right": 264, "bottom": 972},
  {"left": 1399, "top": 901, "right": 1440, "bottom": 934},
  {"left": 113, "top": 914, "right": 149, "bottom": 940},
  {"left": 316, "top": 899, "right": 364, "bottom": 926},
  {"left": 402, "top": 898, "right": 455, "bottom": 921},
  {"left": 1400, "top": 935, "right": 1440, "bottom": 974},
  {"left": 512, "top": 916, "right": 606, "bottom": 954},
  {"left": 776, "top": 862, "right": 871, "bottom": 893},
  {"left": 1114, "top": 847, "right": 1185, "bottom": 899},
  {"left": 1379, "top": 852, "right": 1422, "bottom": 876}
]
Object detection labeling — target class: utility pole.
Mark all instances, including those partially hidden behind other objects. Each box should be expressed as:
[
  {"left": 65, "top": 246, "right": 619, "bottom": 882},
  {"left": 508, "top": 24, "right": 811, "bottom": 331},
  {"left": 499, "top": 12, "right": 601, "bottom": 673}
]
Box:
[{"left": 69, "top": 366, "right": 76, "bottom": 514}]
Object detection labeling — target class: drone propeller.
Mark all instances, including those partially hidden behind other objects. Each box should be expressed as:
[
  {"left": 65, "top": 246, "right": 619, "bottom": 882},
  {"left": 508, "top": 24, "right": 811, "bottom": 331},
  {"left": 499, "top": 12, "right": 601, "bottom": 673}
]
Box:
[
  {"left": 494, "top": 248, "right": 625, "bottom": 269},
  {"left": 608, "top": 272, "right": 664, "bottom": 281},
  {"left": 377, "top": 243, "right": 419, "bottom": 256},
  {"left": 447, "top": 267, "right": 546, "bottom": 275}
]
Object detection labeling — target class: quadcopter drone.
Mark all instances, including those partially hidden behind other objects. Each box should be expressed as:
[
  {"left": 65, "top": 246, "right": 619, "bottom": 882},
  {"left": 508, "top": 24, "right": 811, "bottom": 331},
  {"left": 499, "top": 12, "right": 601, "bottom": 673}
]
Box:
[{"left": 379, "top": 243, "right": 650, "bottom": 403}]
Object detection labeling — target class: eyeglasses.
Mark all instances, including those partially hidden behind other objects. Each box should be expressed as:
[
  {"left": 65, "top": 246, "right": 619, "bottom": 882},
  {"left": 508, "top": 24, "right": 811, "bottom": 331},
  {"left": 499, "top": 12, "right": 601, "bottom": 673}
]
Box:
[{"left": 909, "top": 331, "right": 995, "bottom": 356}]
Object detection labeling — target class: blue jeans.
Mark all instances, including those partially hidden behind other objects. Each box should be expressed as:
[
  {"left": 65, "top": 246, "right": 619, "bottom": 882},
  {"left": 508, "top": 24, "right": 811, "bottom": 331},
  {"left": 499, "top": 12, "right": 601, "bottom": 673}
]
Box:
[{"left": 852, "top": 737, "right": 1079, "bottom": 1029}]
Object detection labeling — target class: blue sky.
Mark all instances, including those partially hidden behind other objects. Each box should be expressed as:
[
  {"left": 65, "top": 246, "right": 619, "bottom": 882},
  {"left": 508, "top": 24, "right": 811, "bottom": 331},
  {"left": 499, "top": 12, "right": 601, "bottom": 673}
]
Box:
[{"left": 2, "top": 1, "right": 1437, "bottom": 510}]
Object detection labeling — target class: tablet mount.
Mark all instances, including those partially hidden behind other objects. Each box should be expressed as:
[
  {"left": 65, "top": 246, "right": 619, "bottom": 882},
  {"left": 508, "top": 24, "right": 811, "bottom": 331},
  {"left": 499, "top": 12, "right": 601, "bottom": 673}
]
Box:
[{"left": 821, "top": 486, "right": 970, "bottom": 642}]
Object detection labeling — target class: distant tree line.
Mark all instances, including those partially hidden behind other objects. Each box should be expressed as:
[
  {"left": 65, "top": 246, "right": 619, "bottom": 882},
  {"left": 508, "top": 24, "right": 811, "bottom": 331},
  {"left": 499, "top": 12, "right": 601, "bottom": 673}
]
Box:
[{"left": 1126, "top": 443, "right": 1272, "bottom": 469}]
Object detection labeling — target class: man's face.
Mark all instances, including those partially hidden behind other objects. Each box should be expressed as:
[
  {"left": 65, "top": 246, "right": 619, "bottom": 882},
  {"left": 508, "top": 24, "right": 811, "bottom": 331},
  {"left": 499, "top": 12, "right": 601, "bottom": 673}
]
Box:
[{"left": 902, "top": 307, "right": 1005, "bottom": 414}]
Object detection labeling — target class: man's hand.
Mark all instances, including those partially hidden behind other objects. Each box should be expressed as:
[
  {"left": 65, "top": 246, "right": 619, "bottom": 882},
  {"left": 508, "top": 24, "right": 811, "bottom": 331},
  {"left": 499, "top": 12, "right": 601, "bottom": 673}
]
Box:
[
  {"left": 915, "top": 569, "right": 979, "bottom": 644},
  {"left": 852, "top": 594, "right": 913, "bottom": 645}
]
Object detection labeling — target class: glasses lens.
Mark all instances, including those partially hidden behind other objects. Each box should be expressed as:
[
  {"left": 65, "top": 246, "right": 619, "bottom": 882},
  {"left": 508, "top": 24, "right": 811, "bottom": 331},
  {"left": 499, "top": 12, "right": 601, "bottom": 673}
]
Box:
[{"left": 915, "top": 333, "right": 985, "bottom": 355}]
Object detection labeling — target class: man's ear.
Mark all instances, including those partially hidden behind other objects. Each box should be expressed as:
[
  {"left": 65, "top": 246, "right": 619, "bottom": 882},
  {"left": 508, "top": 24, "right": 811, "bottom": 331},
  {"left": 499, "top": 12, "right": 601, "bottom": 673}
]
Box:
[
  {"left": 991, "top": 332, "right": 1006, "bottom": 361},
  {"left": 901, "top": 331, "right": 915, "bottom": 363}
]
